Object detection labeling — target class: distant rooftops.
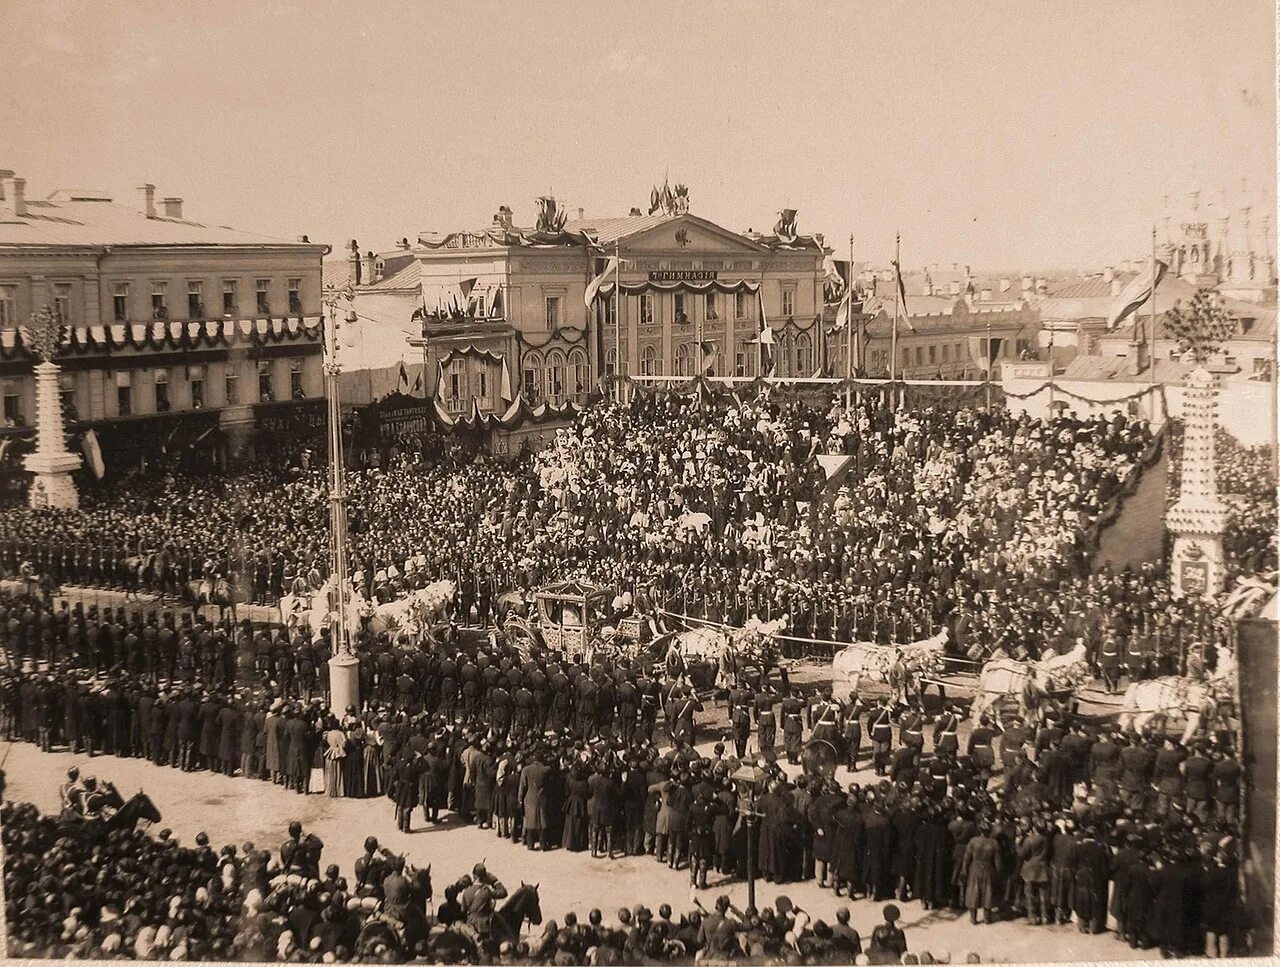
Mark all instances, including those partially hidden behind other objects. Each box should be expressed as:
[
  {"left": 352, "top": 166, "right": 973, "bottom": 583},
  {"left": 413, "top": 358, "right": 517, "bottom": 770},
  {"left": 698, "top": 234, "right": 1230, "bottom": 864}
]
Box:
[{"left": 0, "top": 171, "right": 321, "bottom": 250}]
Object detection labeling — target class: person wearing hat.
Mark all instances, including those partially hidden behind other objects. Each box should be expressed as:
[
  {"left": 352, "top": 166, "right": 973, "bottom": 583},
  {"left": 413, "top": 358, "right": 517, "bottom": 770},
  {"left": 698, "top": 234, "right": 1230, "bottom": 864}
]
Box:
[{"left": 867, "top": 904, "right": 907, "bottom": 964}]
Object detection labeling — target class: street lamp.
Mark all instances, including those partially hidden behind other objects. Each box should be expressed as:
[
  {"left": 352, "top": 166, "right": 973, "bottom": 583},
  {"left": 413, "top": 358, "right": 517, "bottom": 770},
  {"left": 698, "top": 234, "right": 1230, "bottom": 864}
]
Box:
[
  {"left": 323, "top": 295, "right": 360, "bottom": 714},
  {"left": 731, "top": 760, "right": 767, "bottom": 911}
]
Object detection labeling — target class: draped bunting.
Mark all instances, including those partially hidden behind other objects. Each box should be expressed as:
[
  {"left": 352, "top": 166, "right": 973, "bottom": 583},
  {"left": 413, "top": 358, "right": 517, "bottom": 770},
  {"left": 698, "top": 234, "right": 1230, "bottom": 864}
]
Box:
[
  {"left": 358, "top": 386, "right": 584, "bottom": 439},
  {"left": 513, "top": 325, "right": 587, "bottom": 350},
  {"left": 622, "top": 373, "right": 1167, "bottom": 411},
  {"left": 593, "top": 279, "right": 761, "bottom": 300},
  {"left": 0, "top": 316, "right": 322, "bottom": 361}
]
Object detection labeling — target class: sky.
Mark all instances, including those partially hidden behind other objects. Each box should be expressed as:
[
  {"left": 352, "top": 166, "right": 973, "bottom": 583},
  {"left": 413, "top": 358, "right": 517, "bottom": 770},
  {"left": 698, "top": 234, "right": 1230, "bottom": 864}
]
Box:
[{"left": 2, "top": 0, "right": 1275, "bottom": 271}]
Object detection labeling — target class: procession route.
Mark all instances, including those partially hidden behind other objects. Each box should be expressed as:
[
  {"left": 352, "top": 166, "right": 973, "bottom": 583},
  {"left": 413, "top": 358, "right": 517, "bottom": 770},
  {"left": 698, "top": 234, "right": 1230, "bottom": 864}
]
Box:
[{"left": 4, "top": 743, "right": 1147, "bottom": 963}]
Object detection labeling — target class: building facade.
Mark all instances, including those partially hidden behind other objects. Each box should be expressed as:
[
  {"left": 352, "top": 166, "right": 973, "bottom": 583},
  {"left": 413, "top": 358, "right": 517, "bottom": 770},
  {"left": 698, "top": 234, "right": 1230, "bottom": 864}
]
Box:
[
  {"left": 0, "top": 173, "right": 328, "bottom": 478},
  {"left": 393, "top": 201, "right": 827, "bottom": 416}
]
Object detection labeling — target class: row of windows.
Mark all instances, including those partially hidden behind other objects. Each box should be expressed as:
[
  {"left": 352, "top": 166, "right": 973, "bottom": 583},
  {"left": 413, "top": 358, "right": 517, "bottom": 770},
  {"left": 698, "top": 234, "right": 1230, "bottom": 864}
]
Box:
[
  {"left": 519, "top": 348, "right": 591, "bottom": 407},
  {"left": 590, "top": 290, "right": 764, "bottom": 329},
  {"left": 602, "top": 331, "right": 817, "bottom": 379},
  {"left": 0, "top": 278, "right": 306, "bottom": 327},
  {"left": 115, "top": 278, "right": 303, "bottom": 322},
  {"left": 0, "top": 361, "right": 308, "bottom": 426}
]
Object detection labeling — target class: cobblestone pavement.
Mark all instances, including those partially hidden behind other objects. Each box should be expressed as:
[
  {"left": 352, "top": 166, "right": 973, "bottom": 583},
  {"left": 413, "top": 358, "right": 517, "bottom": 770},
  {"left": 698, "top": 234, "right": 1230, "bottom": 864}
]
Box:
[{"left": 5, "top": 744, "right": 1146, "bottom": 963}]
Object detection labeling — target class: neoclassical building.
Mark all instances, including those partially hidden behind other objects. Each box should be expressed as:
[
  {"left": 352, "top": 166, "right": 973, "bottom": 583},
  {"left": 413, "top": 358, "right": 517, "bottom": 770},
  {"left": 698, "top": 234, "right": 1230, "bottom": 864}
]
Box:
[
  {"left": 0, "top": 171, "right": 328, "bottom": 481},
  {"left": 384, "top": 199, "right": 828, "bottom": 415}
]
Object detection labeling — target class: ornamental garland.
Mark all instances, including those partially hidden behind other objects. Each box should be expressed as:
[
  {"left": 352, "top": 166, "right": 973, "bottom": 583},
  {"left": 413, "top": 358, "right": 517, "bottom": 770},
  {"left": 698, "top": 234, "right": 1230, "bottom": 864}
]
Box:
[{"left": 0, "top": 316, "right": 321, "bottom": 361}]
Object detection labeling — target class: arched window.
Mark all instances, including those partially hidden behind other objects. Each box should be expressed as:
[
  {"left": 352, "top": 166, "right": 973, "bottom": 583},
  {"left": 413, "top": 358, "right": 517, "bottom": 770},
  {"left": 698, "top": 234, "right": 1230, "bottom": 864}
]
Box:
[
  {"left": 521, "top": 351, "right": 542, "bottom": 403},
  {"left": 567, "top": 347, "right": 589, "bottom": 402},
  {"left": 795, "top": 331, "right": 813, "bottom": 377},
  {"left": 673, "top": 342, "right": 693, "bottom": 377},
  {"left": 640, "top": 344, "right": 659, "bottom": 377},
  {"left": 546, "top": 349, "right": 567, "bottom": 404}
]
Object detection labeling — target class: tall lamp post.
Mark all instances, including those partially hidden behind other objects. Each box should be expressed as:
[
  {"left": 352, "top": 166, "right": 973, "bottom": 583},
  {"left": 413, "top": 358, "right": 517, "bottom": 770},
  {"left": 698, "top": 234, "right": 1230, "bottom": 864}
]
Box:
[
  {"left": 731, "top": 761, "right": 767, "bottom": 910},
  {"left": 324, "top": 293, "right": 360, "bottom": 713}
]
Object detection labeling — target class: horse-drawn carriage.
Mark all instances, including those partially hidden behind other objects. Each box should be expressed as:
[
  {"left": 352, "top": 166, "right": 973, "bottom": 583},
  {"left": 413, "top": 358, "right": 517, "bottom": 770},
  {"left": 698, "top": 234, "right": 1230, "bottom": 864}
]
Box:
[{"left": 500, "top": 579, "right": 639, "bottom": 664}]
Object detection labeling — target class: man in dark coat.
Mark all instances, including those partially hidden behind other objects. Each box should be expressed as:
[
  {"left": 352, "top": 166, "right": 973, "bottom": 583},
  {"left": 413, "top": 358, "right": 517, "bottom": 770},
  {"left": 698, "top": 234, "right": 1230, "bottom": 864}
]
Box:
[
  {"left": 587, "top": 766, "right": 615, "bottom": 858},
  {"left": 863, "top": 800, "right": 894, "bottom": 901},
  {"left": 216, "top": 699, "right": 240, "bottom": 775},
  {"left": 1070, "top": 825, "right": 1111, "bottom": 933}
]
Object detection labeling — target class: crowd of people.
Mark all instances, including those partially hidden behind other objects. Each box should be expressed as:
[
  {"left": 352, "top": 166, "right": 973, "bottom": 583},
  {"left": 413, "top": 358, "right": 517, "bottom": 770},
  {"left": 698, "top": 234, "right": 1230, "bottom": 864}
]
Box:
[
  {"left": 1, "top": 573, "right": 1252, "bottom": 960},
  {"left": 0, "top": 388, "right": 1266, "bottom": 962},
  {"left": 7, "top": 794, "right": 950, "bottom": 964},
  {"left": 0, "top": 391, "right": 1193, "bottom": 665}
]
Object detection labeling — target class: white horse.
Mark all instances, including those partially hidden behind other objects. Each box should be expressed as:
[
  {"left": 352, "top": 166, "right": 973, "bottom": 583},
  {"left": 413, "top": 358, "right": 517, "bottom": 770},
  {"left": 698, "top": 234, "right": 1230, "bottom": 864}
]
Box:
[
  {"left": 1117, "top": 645, "right": 1236, "bottom": 743},
  {"left": 969, "top": 643, "right": 1089, "bottom": 724},
  {"left": 831, "top": 629, "right": 948, "bottom": 704}
]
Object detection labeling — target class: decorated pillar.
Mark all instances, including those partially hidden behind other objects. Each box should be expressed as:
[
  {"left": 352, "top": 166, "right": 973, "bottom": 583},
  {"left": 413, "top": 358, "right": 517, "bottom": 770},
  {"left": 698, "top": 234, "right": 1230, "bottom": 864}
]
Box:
[
  {"left": 1163, "top": 288, "right": 1238, "bottom": 601},
  {"left": 23, "top": 306, "right": 82, "bottom": 509},
  {"left": 1167, "top": 365, "right": 1229, "bottom": 598}
]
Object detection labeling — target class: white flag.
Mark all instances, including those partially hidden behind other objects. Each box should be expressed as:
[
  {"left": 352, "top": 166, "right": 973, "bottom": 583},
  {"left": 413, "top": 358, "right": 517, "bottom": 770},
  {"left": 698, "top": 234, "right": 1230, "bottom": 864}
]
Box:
[{"left": 583, "top": 256, "right": 619, "bottom": 307}]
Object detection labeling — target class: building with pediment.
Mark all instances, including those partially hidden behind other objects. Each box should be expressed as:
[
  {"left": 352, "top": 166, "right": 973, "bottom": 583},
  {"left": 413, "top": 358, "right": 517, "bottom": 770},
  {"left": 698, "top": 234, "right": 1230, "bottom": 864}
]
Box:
[{"left": 376, "top": 199, "right": 829, "bottom": 418}]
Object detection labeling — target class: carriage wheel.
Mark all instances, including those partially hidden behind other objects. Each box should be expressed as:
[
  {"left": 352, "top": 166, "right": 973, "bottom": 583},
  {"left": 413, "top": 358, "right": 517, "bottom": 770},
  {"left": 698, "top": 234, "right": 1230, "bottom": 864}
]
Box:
[{"left": 502, "top": 616, "right": 541, "bottom": 658}]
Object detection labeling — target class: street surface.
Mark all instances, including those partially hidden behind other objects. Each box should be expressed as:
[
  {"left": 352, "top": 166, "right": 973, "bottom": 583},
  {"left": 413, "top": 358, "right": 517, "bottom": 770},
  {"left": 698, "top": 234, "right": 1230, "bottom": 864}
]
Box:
[{"left": 5, "top": 743, "right": 1147, "bottom": 963}]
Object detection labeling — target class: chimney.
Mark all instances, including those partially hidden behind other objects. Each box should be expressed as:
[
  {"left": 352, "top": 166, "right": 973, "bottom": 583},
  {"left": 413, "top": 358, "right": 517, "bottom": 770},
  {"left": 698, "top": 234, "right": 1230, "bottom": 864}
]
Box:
[
  {"left": 1110, "top": 279, "right": 1122, "bottom": 296},
  {"left": 1035, "top": 278, "right": 1048, "bottom": 294},
  {"left": 362, "top": 250, "right": 377, "bottom": 285},
  {"left": 161, "top": 196, "right": 183, "bottom": 219},
  {"left": 1127, "top": 337, "right": 1149, "bottom": 376},
  {"left": 349, "top": 240, "right": 361, "bottom": 285},
  {"left": 1102, "top": 266, "right": 1114, "bottom": 283},
  {"left": 138, "top": 183, "right": 156, "bottom": 218},
  {"left": 577, "top": 207, "right": 584, "bottom": 220},
  {"left": 999, "top": 278, "right": 1012, "bottom": 292},
  {"left": 1021, "top": 275, "right": 1033, "bottom": 292},
  {"left": 1, "top": 174, "right": 25, "bottom": 217},
  {"left": 629, "top": 207, "right": 643, "bottom": 216},
  {"left": 980, "top": 288, "right": 992, "bottom": 302}
]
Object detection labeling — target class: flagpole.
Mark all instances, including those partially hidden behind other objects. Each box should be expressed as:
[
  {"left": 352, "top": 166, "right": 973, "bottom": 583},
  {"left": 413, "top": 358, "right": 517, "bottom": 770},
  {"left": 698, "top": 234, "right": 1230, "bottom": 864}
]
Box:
[
  {"left": 890, "top": 233, "right": 900, "bottom": 405},
  {"left": 984, "top": 314, "right": 992, "bottom": 410},
  {"left": 1148, "top": 225, "right": 1158, "bottom": 423},
  {"left": 614, "top": 238, "right": 623, "bottom": 403},
  {"left": 846, "top": 233, "right": 854, "bottom": 411}
]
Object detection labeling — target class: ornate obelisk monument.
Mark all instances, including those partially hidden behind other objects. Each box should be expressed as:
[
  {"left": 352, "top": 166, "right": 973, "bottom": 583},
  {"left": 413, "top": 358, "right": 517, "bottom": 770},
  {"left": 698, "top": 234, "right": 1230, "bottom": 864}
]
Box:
[
  {"left": 1164, "top": 290, "right": 1235, "bottom": 599},
  {"left": 23, "top": 305, "right": 82, "bottom": 509}
]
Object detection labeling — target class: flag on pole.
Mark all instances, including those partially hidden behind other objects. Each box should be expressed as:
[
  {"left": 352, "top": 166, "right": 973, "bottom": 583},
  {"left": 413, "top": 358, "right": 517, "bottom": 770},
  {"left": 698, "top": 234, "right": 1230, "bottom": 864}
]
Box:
[
  {"left": 82, "top": 428, "right": 106, "bottom": 479},
  {"left": 892, "top": 260, "right": 916, "bottom": 331},
  {"left": 967, "top": 336, "right": 1006, "bottom": 372},
  {"left": 698, "top": 341, "right": 717, "bottom": 375},
  {"left": 834, "top": 288, "right": 852, "bottom": 331},
  {"left": 397, "top": 360, "right": 409, "bottom": 390},
  {"left": 583, "top": 255, "right": 620, "bottom": 307},
  {"left": 500, "top": 356, "right": 515, "bottom": 402},
  {"left": 411, "top": 368, "right": 423, "bottom": 394},
  {"left": 1107, "top": 260, "right": 1168, "bottom": 329}
]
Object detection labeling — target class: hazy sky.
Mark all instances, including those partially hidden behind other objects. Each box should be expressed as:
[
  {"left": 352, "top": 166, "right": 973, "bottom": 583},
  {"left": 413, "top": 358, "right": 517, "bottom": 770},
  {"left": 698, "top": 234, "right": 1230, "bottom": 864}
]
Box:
[{"left": 3, "top": 1, "right": 1274, "bottom": 269}]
